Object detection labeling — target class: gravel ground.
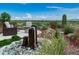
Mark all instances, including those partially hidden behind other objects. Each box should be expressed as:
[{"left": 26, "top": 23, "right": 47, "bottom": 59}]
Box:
[
  {"left": 1, "top": 33, "right": 79, "bottom": 55},
  {"left": 64, "top": 45, "right": 79, "bottom": 55},
  {"left": 0, "top": 39, "right": 42, "bottom": 55},
  {"left": 64, "top": 35, "right": 79, "bottom": 55}
]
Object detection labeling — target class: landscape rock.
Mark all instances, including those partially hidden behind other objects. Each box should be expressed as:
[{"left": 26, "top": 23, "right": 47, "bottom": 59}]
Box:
[{"left": 0, "top": 39, "right": 41, "bottom": 55}]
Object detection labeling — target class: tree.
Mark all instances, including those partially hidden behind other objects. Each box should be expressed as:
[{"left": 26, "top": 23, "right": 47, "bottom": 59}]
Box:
[
  {"left": 62, "top": 14, "right": 67, "bottom": 28},
  {"left": 0, "top": 12, "right": 11, "bottom": 22}
]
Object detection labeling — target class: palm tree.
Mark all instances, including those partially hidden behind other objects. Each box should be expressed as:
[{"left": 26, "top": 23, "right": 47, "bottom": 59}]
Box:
[{"left": 0, "top": 12, "right": 11, "bottom": 22}]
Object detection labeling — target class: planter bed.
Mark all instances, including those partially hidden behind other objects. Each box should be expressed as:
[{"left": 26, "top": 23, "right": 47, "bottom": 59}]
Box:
[
  {"left": 0, "top": 35, "right": 21, "bottom": 47},
  {"left": 0, "top": 38, "right": 43, "bottom": 55}
]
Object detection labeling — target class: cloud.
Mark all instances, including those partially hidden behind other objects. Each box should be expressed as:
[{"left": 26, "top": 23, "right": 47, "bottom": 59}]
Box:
[
  {"left": 63, "top": 8, "right": 79, "bottom": 11},
  {"left": 46, "top": 5, "right": 79, "bottom": 12},
  {"left": 41, "top": 16, "right": 47, "bottom": 19},
  {"left": 46, "top": 6, "right": 62, "bottom": 9},
  {"left": 35, "top": 15, "right": 47, "bottom": 19},
  {"left": 25, "top": 13, "right": 32, "bottom": 18},
  {"left": 17, "top": 13, "right": 32, "bottom": 20},
  {"left": 22, "top": 16, "right": 26, "bottom": 19},
  {"left": 19, "top": 3, "right": 27, "bottom": 5},
  {"left": 12, "top": 16, "right": 21, "bottom": 20},
  {"left": 12, "top": 7, "right": 79, "bottom": 20}
]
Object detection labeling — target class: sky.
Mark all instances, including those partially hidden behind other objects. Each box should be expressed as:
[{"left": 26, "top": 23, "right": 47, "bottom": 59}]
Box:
[{"left": 0, "top": 3, "right": 79, "bottom": 20}]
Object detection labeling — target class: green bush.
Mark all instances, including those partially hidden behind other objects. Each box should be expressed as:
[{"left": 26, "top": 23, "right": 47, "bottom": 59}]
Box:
[
  {"left": 64, "top": 26, "right": 74, "bottom": 34},
  {"left": 0, "top": 35, "right": 21, "bottom": 47},
  {"left": 50, "top": 21, "right": 57, "bottom": 29},
  {"left": 11, "top": 35, "right": 21, "bottom": 41},
  {"left": 41, "top": 24, "right": 48, "bottom": 30},
  {"left": 0, "top": 39, "right": 11, "bottom": 46},
  {"left": 39, "top": 31, "right": 65, "bottom": 55},
  {"left": 33, "top": 21, "right": 50, "bottom": 29},
  {"left": 0, "top": 12, "right": 11, "bottom": 22},
  {"left": 57, "top": 23, "right": 62, "bottom": 28}
]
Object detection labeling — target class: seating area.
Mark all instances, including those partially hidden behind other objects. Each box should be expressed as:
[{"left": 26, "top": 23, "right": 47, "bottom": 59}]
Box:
[
  {"left": 0, "top": 21, "right": 41, "bottom": 40},
  {"left": 0, "top": 21, "right": 43, "bottom": 54},
  {"left": 3, "top": 21, "right": 17, "bottom": 36}
]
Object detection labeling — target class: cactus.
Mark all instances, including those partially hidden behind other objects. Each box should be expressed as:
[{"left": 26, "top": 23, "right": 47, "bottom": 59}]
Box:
[{"left": 62, "top": 14, "right": 67, "bottom": 28}]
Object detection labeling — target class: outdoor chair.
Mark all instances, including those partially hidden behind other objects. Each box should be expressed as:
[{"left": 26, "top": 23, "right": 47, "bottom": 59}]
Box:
[
  {"left": 25, "top": 21, "right": 32, "bottom": 33},
  {"left": 3, "top": 21, "right": 17, "bottom": 36}
]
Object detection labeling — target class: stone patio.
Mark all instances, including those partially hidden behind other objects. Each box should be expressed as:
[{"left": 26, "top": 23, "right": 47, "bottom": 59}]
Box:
[{"left": 0, "top": 30, "right": 42, "bottom": 41}]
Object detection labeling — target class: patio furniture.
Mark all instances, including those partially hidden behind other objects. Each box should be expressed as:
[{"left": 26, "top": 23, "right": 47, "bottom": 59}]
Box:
[
  {"left": 25, "top": 21, "right": 32, "bottom": 33},
  {"left": 0, "top": 22, "right": 3, "bottom": 33},
  {"left": 3, "top": 21, "right": 17, "bottom": 36}
]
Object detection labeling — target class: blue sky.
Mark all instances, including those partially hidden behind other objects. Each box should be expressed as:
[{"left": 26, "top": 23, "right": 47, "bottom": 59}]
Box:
[{"left": 0, "top": 3, "right": 79, "bottom": 20}]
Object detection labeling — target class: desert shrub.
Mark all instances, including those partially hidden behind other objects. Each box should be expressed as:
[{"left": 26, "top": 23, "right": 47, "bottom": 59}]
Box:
[
  {"left": 57, "top": 23, "right": 62, "bottom": 28},
  {"left": 33, "top": 21, "right": 50, "bottom": 30},
  {"left": 41, "top": 22, "right": 50, "bottom": 30},
  {"left": 69, "top": 29, "right": 79, "bottom": 46},
  {"left": 39, "top": 31, "right": 65, "bottom": 55},
  {"left": 11, "top": 35, "right": 21, "bottom": 41},
  {"left": 64, "top": 26, "right": 74, "bottom": 34},
  {"left": 50, "top": 21, "right": 57, "bottom": 30},
  {"left": 41, "top": 24, "right": 48, "bottom": 30},
  {"left": 70, "top": 34, "right": 79, "bottom": 41},
  {"left": 32, "top": 22, "right": 42, "bottom": 29},
  {"left": 0, "top": 35, "right": 21, "bottom": 47},
  {"left": 0, "top": 39, "right": 11, "bottom": 46},
  {"left": 69, "top": 34, "right": 79, "bottom": 46}
]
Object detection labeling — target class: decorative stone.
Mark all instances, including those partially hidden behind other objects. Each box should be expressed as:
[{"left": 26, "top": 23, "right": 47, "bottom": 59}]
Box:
[
  {"left": 31, "top": 25, "right": 37, "bottom": 44},
  {"left": 22, "top": 36, "right": 28, "bottom": 47},
  {"left": 0, "top": 39, "right": 41, "bottom": 55},
  {"left": 28, "top": 27, "right": 37, "bottom": 49}
]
